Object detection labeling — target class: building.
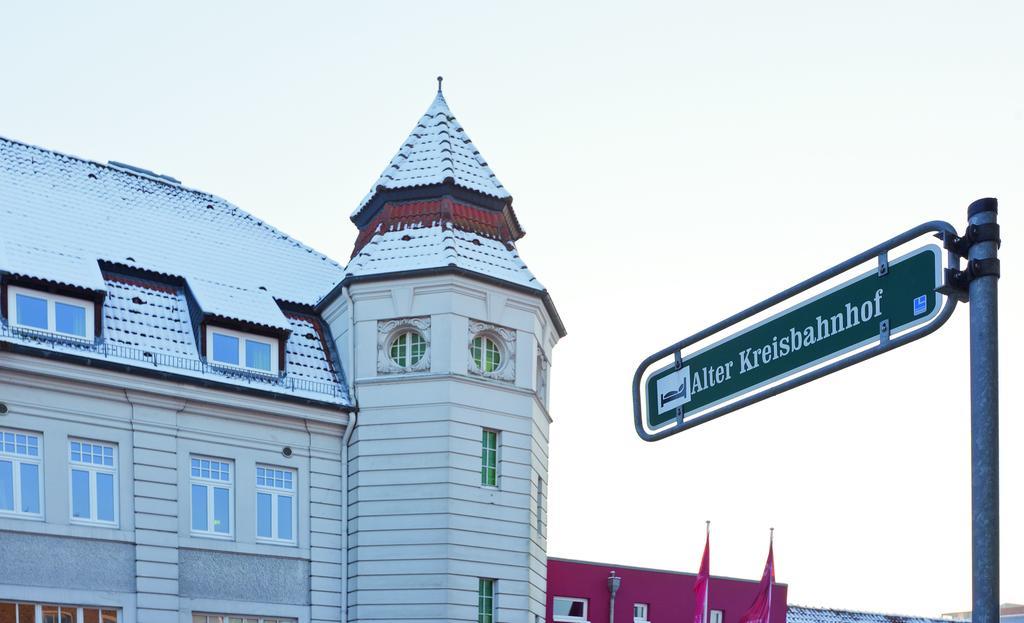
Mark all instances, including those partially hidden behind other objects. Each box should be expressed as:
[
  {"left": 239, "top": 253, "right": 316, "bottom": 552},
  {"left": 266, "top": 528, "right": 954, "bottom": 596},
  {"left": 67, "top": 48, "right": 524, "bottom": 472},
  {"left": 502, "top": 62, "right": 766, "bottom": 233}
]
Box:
[
  {"left": 944, "top": 604, "right": 1024, "bottom": 623},
  {"left": 547, "top": 558, "right": 788, "bottom": 623},
  {"left": 0, "top": 81, "right": 562, "bottom": 623},
  {"left": 789, "top": 606, "right": 955, "bottom": 623},
  {"left": 339, "top": 83, "right": 564, "bottom": 621}
]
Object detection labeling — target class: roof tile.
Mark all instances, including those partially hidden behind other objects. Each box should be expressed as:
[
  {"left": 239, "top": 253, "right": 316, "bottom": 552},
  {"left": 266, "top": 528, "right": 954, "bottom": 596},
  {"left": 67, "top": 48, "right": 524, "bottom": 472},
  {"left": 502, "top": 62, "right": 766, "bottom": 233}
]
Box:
[{"left": 351, "top": 90, "right": 511, "bottom": 219}]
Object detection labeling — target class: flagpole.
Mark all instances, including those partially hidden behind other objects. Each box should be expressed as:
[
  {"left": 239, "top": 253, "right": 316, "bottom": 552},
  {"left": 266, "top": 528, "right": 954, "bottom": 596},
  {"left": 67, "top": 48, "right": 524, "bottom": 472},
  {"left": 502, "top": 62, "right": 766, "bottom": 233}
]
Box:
[
  {"left": 766, "top": 528, "right": 774, "bottom": 623},
  {"left": 704, "top": 521, "right": 711, "bottom": 623}
]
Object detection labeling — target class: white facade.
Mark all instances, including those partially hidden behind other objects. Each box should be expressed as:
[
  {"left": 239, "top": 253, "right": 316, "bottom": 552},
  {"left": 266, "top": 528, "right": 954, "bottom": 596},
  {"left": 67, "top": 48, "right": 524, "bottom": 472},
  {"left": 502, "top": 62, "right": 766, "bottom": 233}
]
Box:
[
  {"left": 325, "top": 273, "right": 559, "bottom": 622},
  {"left": 0, "top": 352, "right": 347, "bottom": 623}
]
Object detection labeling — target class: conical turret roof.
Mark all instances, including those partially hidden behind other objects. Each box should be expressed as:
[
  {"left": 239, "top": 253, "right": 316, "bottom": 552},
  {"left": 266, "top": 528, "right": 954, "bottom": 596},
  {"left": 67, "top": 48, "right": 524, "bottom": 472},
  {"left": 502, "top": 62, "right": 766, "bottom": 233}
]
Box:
[
  {"left": 342, "top": 81, "right": 566, "bottom": 337},
  {"left": 351, "top": 83, "right": 511, "bottom": 222}
]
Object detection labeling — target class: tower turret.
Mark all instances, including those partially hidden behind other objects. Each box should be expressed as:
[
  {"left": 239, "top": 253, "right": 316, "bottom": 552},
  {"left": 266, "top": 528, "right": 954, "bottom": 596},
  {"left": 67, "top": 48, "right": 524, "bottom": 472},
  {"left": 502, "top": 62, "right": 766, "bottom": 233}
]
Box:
[{"left": 322, "top": 81, "right": 564, "bottom": 622}]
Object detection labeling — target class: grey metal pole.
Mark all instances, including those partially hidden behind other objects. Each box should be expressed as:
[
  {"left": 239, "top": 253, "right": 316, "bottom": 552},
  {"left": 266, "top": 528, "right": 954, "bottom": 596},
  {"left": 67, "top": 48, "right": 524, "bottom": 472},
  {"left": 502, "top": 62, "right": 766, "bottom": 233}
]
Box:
[
  {"left": 608, "top": 571, "right": 621, "bottom": 623},
  {"left": 968, "top": 198, "right": 999, "bottom": 623}
]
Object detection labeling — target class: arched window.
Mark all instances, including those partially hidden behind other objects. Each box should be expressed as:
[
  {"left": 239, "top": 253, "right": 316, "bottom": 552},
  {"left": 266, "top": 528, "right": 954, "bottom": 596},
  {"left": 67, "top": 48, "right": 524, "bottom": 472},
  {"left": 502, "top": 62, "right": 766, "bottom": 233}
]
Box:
[
  {"left": 471, "top": 335, "right": 502, "bottom": 373},
  {"left": 377, "top": 317, "right": 431, "bottom": 375},
  {"left": 389, "top": 330, "right": 426, "bottom": 368}
]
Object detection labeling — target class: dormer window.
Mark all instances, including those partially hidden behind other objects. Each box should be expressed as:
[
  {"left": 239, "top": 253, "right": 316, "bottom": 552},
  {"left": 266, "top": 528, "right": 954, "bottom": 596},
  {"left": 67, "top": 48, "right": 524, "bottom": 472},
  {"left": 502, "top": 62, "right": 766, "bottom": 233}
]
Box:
[
  {"left": 205, "top": 326, "right": 279, "bottom": 374},
  {"left": 6, "top": 286, "right": 94, "bottom": 340}
]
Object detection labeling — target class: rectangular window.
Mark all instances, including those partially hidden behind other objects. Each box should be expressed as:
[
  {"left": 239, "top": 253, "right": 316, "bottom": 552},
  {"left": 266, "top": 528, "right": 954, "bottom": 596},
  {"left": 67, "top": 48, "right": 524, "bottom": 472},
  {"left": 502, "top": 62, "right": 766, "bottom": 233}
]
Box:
[
  {"left": 190, "top": 456, "right": 233, "bottom": 537},
  {"left": 212, "top": 333, "right": 240, "bottom": 366},
  {"left": 68, "top": 440, "right": 117, "bottom": 525},
  {"left": 15, "top": 294, "right": 48, "bottom": 330},
  {"left": 0, "top": 603, "right": 119, "bottom": 623},
  {"left": 481, "top": 429, "right": 498, "bottom": 487},
  {"left": 553, "top": 597, "right": 588, "bottom": 622},
  {"left": 7, "top": 286, "right": 94, "bottom": 339},
  {"left": 634, "top": 603, "right": 650, "bottom": 622},
  {"left": 478, "top": 579, "right": 495, "bottom": 623},
  {"left": 192, "top": 615, "right": 295, "bottom": 623},
  {"left": 245, "top": 340, "right": 272, "bottom": 371},
  {"left": 256, "top": 465, "right": 296, "bottom": 544},
  {"left": 206, "top": 326, "right": 279, "bottom": 374},
  {"left": 536, "top": 475, "right": 545, "bottom": 535},
  {"left": 0, "top": 430, "right": 42, "bottom": 517},
  {"left": 711, "top": 610, "right": 724, "bottom": 623},
  {"left": 54, "top": 302, "right": 86, "bottom": 336}
]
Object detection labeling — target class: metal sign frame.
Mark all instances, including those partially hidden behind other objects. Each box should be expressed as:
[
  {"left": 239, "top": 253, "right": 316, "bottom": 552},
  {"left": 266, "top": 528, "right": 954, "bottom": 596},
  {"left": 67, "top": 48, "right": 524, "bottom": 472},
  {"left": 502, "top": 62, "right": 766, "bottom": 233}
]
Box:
[{"left": 632, "top": 220, "right": 960, "bottom": 442}]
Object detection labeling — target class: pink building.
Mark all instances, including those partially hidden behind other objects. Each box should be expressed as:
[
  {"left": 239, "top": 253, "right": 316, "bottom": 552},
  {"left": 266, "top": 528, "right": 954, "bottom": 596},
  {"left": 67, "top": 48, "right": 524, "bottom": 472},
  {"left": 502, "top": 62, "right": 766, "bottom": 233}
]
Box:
[{"left": 547, "top": 558, "right": 788, "bottom": 623}]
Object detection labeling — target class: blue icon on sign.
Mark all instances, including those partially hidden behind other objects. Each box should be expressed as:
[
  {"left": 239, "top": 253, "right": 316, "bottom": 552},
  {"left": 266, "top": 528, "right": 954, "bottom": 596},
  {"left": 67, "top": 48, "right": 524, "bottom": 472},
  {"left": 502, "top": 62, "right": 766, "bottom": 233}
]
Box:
[{"left": 913, "top": 294, "right": 927, "bottom": 316}]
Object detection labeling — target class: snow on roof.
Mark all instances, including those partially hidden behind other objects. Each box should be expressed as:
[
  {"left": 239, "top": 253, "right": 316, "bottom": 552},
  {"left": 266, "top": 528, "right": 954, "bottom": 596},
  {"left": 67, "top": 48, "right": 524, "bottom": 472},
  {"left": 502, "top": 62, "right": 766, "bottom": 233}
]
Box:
[
  {"left": 0, "top": 135, "right": 350, "bottom": 405},
  {"left": 2, "top": 239, "right": 107, "bottom": 292},
  {"left": 0, "top": 135, "right": 345, "bottom": 306},
  {"left": 1, "top": 274, "right": 348, "bottom": 404},
  {"left": 284, "top": 314, "right": 340, "bottom": 386},
  {"left": 188, "top": 277, "right": 291, "bottom": 332},
  {"left": 351, "top": 88, "right": 511, "bottom": 220},
  {"left": 787, "top": 606, "right": 952, "bottom": 623},
  {"left": 103, "top": 276, "right": 197, "bottom": 358},
  {"left": 345, "top": 222, "right": 543, "bottom": 291}
]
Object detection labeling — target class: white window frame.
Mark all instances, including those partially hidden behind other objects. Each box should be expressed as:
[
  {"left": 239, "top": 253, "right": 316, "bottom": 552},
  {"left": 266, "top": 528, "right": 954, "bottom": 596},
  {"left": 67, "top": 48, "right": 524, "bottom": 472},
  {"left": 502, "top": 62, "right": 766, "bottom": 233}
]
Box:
[
  {"left": 711, "top": 610, "right": 724, "bottom": 623},
  {"left": 190, "top": 455, "right": 234, "bottom": 538},
  {"left": 553, "top": 596, "right": 589, "bottom": 623},
  {"left": 192, "top": 614, "right": 296, "bottom": 623},
  {"left": 0, "top": 429, "right": 44, "bottom": 520},
  {"left": 205, "top": 325, "right": 279, "bottom": 374},
  {"left": 478, "top": 578, "right": 496, "bottom": 623},
  {"left": 634, "top": 603, "right": 650, "bottom": 622},
  {"left": 67, "top": 438, "right": 119, "bottom": 527},
  {"left": 536, "top": 475, "right": 545, "bottom": 536},
  {"left": 0, "top": 602, "right": 121, "bottom": 623},
  {"left": 481, "top": 428, "right": 499, "bottom": 488},
  {"left": 255, "top": 464, "right": 297, "bottom": 545},
  {"left": 7, "top": 285, "right": 95, "bottom": 340},
  {"left": 388, "top": 329, "right": 427, "bottom": 368}
]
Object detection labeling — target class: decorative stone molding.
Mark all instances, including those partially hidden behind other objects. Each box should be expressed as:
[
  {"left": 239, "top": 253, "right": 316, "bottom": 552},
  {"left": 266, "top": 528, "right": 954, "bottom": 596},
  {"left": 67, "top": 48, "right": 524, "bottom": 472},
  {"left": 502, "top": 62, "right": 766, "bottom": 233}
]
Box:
[
  {"left": 467, "top": 320, "right": 516, "bottom": 383},
  {"left": 377, "top": 317, "right": 431, "bottom": 375},
  {"left": 536, "top": 350, "right": 550, "bottom": 405}
]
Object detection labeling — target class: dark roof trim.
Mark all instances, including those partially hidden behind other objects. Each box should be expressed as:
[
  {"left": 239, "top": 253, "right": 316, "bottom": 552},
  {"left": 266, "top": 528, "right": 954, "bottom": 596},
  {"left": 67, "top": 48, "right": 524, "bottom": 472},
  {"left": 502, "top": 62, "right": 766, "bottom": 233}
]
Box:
[
  {"left": 352, "top": 182, "right": 512, "bottom": 228},
  {"left": 1, "top": 274, "right": 106, "bottom": 304},
  {"left": 319, "top": 265, "right": 567, "bottom": 338},
  {"left": 0, "top": 340, "right": 352, "bottom": 412},
  {"left": 99, "top": 261, "right": 187, "bottom": 288},
  {"left": 201, "top": 313, "right": 292, "bottom": 339}
]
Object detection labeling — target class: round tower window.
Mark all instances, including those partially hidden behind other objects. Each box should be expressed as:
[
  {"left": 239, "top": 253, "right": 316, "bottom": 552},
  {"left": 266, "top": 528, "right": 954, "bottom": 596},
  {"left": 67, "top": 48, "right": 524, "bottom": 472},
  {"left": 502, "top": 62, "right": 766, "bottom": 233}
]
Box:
[
  {"left": 389, "top": 331, "right": 426, "bottom": 368},
  {"left": 471, "top": 335, "right": 502, "bottom": 373}
]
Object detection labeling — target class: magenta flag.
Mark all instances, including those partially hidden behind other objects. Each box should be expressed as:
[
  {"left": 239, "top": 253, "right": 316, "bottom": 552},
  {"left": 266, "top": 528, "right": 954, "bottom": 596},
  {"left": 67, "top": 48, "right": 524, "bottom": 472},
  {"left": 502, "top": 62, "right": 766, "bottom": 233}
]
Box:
[
  {"left": 738, "top": 537, "right": 775, "bottom": 623},
  {"left": 693, "top": 527, "right": 711, "bottom": 623}
]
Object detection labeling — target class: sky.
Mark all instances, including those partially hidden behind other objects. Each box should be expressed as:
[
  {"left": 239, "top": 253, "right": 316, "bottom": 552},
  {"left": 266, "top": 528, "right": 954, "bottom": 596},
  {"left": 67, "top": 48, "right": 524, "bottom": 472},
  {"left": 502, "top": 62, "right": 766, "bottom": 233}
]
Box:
[{"left": 1, "top": 0, "right": 1021, "bottom": 615}]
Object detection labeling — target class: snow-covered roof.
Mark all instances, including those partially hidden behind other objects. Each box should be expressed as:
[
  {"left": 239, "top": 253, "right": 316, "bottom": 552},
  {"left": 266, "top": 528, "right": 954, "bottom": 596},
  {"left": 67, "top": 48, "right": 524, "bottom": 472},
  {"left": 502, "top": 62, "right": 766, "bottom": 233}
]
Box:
[
  {"left": 0, "top": 135, "right": 344, "bottom": 306},
  {"left": 351, "top": 88, "right": 511, "bottom": 220},
  {"left": 345, "top": 220, "right": 543, "bottom": 291},
  {"left": 341, "top": 87, "right": 562, "bottom": 336},
  {"left": 2, "top": 239, "right": 107, "bottom": 292},
  {"left": 188, "top": 277, "right": 292, "bottom": 332},
  {"left": 787, "top": 606, "right": 952, "bottom": 623},
  {"left": 1, "top": 274, "right": 346, "bottom": 402},
  {"left": 0, "top": 135, "right": 350, "bottom": 405}
]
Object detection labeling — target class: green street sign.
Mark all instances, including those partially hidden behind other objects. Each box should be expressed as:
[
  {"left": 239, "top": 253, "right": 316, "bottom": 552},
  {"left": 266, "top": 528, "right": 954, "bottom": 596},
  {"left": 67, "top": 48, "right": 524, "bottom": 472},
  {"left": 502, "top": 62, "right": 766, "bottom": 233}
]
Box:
[{"left": 645, "top": 244, "right": 942, "bottom": 430}]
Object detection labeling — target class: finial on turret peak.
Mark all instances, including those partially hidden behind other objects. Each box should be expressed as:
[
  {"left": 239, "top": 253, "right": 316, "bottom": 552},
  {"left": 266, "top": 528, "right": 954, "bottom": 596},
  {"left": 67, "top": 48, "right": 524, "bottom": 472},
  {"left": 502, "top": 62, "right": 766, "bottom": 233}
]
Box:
[{"left": 437, "top": 76, "right": 443, "bottom": 93}]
